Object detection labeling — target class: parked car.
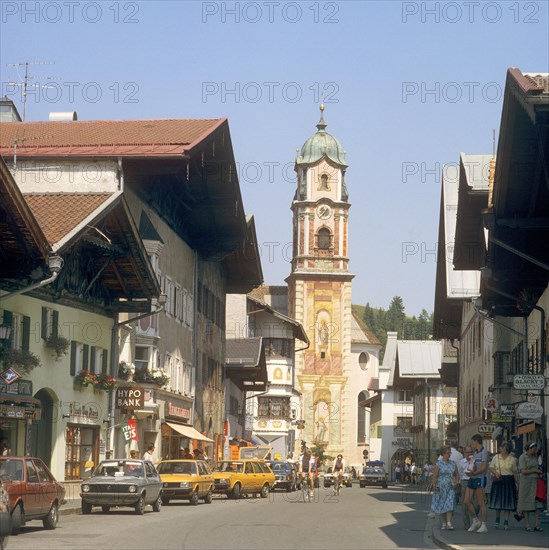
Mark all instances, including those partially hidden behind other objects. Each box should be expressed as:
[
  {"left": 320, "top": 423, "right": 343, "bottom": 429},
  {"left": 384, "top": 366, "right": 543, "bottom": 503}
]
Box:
[
  {"left": 0, "top": 456, "right": 65, "bottom": 534},
  {"left": 157, "top": 460, "right": 213, "bottom": 505},
  {"left": 212, "top": 459, "right": 275, "bottom": 498},
  {"left": 80, "top": 459, "right": 162, "bottom": 515},
  {"left": 323, "top": 466, "right": 352, "bottom": 488},
  {"left": 0, "top": 480, "right": 10, "bottom": 548},
  {"left": 266, "top": 461, "right": 297, "bottom": 492},
  {"left": 359, "top": 467, "right": 388, "bottom": 488}
]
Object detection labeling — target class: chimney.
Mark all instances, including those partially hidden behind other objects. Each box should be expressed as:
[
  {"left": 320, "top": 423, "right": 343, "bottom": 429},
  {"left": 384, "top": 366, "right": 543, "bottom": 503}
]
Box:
[{"left": 49, "top": 112, "right": 78, "bottom": 121}]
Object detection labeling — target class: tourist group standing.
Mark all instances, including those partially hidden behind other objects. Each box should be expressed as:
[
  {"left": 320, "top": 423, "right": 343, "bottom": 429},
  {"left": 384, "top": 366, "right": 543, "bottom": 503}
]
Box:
[{"left": 429, "top": 435, "right": 546, "bottom": 535}]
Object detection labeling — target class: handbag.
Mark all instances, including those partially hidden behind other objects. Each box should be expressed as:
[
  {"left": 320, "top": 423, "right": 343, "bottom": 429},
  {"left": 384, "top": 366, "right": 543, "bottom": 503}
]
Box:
[{"left": 535, "top": 477, "right": 547, "bottom": 503}]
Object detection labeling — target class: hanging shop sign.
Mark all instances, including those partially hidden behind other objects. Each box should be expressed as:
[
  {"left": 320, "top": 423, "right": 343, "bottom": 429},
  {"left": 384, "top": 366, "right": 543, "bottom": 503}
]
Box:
[
  {"left": 478, "top": 423, "right": 497, "bottom": 435},
  {"left": 0, "top": 368, "right": 21, "bottom": 385},
  {"left": 513, "top": 374, "right": 545, "bottom": 390},
  {"left": 115, "top": 386, "right": 145, "bottom": 411},
  {"left": 516, "top": 402, "right": 543, "bottom": 419},
  {"left": 500, "top": 404, "right": 515, "bottom": 417},
  {"left": 484, "top": 397, "right": 499, "bottom": 412}
]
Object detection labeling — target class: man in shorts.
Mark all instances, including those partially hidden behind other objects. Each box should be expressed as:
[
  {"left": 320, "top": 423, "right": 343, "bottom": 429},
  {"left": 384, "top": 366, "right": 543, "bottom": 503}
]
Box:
[{"left": 464, "top": 434, "right": 489, "bottom": 533}]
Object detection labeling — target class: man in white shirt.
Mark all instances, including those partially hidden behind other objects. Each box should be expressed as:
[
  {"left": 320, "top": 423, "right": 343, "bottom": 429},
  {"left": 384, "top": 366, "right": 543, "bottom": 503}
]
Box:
[{"left": 142, "top": 444, "right": 155, "bottom": 462}]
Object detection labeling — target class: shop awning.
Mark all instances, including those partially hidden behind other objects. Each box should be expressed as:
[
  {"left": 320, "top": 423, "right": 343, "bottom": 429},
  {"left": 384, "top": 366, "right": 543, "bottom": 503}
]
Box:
[
  {"left": 516, "top": 421, "right": 537, "bottom": 435},
  {"left": 165, "top": 422, "right": 214, "bottom": 443}
]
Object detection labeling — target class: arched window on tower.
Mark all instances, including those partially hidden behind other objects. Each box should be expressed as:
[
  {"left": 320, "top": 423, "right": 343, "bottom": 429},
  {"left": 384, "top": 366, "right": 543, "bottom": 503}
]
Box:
[
  {"left": 317, "top": 227, "right": 331, "bottom": 250},
  {"left": 319, "top": 173, "right": 329, "bottom": 190}
]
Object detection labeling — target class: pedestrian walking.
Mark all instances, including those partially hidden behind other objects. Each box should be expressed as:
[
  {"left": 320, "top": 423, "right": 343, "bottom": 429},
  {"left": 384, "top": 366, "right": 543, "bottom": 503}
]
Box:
[
  {"left": 395, "top": 464, "right": 401, "bottom": 484},
  {"left": 142, "top": 444, "right": 155, "bottom": 462},
  {"left": 489, "top": 442, "right": 518, "bottom": 530},
  {"left": 464, "top": 434, "right": 490, "bottom": 533},
  {"left": 459, "top": 446, "right": 476, "bottom": 529},
  {"left": 411, "top": 462, "right": 418, "bottom": 485},
  {"left": 431, "top": 446, "right": 460, "bottom": 530},
  {"left": 515, "top": 442, "right": 544, "bottom": 532}
]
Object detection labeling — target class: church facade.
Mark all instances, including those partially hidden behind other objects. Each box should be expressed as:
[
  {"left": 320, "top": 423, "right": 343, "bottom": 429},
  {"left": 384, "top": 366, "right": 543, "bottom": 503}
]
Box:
[{"left": 287, "top": 107, "right": 380, "bottom": 466}]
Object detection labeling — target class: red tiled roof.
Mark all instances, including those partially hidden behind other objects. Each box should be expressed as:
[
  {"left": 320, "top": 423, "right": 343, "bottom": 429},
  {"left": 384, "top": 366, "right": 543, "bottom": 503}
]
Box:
[
  {"left": 24, "top": 193, "right": 113, "bottom": 244},
  {"left": 508, "top": 68, "right": 549, "bottom": 94},
  {"left": 0, "top": 118, "right": 226, "bottom": 157}
]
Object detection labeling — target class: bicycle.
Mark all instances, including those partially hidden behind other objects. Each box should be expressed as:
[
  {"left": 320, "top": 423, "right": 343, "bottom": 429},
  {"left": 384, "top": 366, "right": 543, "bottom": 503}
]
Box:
[
  {"left": 333, "top": 472, "right": 343, "bottom": 496},
  {"left": 301, "top": 473, "right": 312, "bottom": 502}
]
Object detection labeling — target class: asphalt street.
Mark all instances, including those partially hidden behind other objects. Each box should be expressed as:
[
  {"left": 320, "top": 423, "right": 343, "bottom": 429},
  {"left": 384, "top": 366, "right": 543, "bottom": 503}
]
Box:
[{"left": 7, "top": 485, "right": 438, "bottom": 549}]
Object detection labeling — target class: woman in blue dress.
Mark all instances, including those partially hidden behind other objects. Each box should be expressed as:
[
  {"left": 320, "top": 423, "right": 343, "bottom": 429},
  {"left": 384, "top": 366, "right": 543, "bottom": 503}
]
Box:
[{"left": 431, "top": 446, "right": 460, "bottom": 530}]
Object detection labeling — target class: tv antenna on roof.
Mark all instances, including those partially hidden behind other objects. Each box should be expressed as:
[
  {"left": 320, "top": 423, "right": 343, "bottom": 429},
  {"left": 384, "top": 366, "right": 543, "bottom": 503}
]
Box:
[{"left": 6, "top": 61, "right": 58, "bottom": 121}]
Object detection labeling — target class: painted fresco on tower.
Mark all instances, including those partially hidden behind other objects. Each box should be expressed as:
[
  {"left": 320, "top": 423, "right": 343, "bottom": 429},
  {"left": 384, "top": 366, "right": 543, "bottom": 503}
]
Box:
[{"left": 313, "top": 400, "right": 330, "bottom": 446}]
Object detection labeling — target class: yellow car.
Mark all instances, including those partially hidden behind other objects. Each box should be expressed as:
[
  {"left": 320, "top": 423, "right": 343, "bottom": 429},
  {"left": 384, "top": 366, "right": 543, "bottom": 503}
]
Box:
[
  {"left": 213, "top": 460, "right": 275, "bottom": 498},
  {"left": 157, "top": 460, "right": 213, "bottom": 505}
]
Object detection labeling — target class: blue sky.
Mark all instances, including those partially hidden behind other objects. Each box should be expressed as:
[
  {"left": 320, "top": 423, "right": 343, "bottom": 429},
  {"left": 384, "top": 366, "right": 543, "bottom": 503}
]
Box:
[{"left": 2, "top": 1, "right": 548, "bottom": 315}]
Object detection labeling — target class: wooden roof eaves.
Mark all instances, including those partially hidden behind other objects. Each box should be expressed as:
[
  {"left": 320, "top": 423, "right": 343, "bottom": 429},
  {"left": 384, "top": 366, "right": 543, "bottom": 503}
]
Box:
[{"left": 0, "top": 159, "right": 50, "bottom": 259}]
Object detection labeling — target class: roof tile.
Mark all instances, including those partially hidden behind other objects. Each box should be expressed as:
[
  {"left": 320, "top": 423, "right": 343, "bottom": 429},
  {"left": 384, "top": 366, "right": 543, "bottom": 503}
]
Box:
[
  {"left": 24, "top": 193, "right": 112, "bottom": 244},
  {"left": 0, "top": 118, "right": 225, "bottom": 157}
]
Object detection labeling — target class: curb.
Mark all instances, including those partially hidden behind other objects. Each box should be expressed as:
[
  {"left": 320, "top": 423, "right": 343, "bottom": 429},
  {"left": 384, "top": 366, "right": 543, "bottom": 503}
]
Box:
[{"left": 431, "top": 526, "right": 466, "bottom": 550}]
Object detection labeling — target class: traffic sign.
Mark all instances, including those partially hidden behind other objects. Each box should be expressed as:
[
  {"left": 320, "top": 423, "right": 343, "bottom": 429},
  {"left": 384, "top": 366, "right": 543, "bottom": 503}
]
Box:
[{"left": 513, "top": 374, "right": 545, "bottom": 390}]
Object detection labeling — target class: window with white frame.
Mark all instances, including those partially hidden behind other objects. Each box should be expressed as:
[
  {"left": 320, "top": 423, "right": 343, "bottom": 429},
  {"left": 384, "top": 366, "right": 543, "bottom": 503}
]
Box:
[
  {"left": 396, "top": 389, "right": 412, "bottom": 403},
  {"left": 135, "top": 346, "right": 150, "bottom": 373}
]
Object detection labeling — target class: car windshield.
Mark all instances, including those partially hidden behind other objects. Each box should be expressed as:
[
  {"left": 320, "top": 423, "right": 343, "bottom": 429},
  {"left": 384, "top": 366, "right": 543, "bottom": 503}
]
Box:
[
  {"left": 93, "top": 461, "right": 145, "bottom": 478},
  {"left": 214, "top": 462, "right": 243, "bottom": 473},
  {"left": 364, "top": 468, "right": 385, "bottom": 475},
  {"left": 0, "top": 458, "right": 23, "bottom": 481},
  {"left": 157, "top": 462, "right": 196, "bottom": 475},
  {"left": 271, "top": 463, "right": 290, "bottom": 472}
]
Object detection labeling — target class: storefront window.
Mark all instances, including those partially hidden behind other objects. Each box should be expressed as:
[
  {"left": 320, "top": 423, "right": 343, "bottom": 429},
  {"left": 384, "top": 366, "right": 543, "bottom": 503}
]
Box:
[{"left": 65, "top": 425, "right": 99, "bottom": 480}]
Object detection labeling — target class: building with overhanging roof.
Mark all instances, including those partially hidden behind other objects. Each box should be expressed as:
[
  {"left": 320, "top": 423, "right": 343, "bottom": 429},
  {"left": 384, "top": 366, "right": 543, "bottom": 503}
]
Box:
[{"left": 0, "top": 114, "right": 262, "bottom": 469}]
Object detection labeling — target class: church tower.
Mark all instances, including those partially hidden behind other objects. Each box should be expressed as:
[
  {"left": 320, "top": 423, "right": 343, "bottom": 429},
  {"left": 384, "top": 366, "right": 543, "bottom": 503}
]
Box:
[{"left": 287, "top": 106, "right": 354, "bottom": 458}]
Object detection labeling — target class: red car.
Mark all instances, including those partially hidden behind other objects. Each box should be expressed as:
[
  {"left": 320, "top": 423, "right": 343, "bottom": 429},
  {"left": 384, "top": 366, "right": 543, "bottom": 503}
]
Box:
[{"left": 0, "top": 456, "right": 65, "bottom": 534}]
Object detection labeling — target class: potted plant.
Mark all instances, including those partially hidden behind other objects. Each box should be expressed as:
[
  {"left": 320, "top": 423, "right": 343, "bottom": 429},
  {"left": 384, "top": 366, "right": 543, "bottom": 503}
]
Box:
[
  {"left": 96, "top": 373, "right": 117, "bottom": 391},
  {"left": 44, "top": 334, "right": 70, "bottom": 360},
  {"left": 74, "top": 370, "right": 98, "bottom": 388},
  {"left": 133, "top": 367, "right": 170, "bottom": 388},
  {"left": 0, "top": 347, "right": 41, "bottom": 374},
  {"left": 516, "top": 289, "right": 537, "bottom": 315},
  {"left": 118, "top": 361, "right": 135, "bottom": 381}
]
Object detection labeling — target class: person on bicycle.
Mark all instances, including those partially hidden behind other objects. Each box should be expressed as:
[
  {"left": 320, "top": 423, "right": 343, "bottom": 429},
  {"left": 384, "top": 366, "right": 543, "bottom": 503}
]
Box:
[
  {"left": 299, "top": 448, "right": 314, "bottom": 498},
  {"left": 332, "top": 454, "right": 346, "bottom": 493}
]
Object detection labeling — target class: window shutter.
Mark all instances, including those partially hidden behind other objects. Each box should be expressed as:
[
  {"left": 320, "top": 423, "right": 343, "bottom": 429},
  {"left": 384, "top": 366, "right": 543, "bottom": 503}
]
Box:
[
  {"left": 22, "top": 316, "right": 30, "bottom": 351},
  {"left": 41, "top": 307, "right": 48, "bottom": 339},
  {"left": 52, "top": 311, "right": 59, "bottom": 338},
  {"left": 102, "top": 349, "right": 108, "bottom": 374},
  {"left": 2, "top": 310, "right": 13, "bottom": 347},
  {"left": 90, "top": 346, "right": 96, "bottom": 373},
  {"left": 70, "top": 341, "right": 77, "bottom": 376},
  {"left": 82, "top": 344, "right": 89, "bottom": 371}
]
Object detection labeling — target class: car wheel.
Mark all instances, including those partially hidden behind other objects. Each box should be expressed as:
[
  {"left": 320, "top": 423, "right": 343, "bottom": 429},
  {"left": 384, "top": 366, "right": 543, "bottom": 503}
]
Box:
[
  {"left": 232, "top": 482, "right": 241, "bottom": 500},
  {"left": 190, "top": 491, "right": 199, "bottom": 506},
  {"left": 134, "top": 495, "right": 145, "bottom": 515},
  {"left": 101, "top": 505, "right": 110, "bottom": 514},
  {"left": 81, "top": 501, "right": 93, "bottom": 515},
  {"left": 11, "top": 504, "right": 23, "bottom": 535},
  {"left": 161, "top": 497, "right": 170, "bottom": 505},
  {"left": 260, "top": 484, "right": 269, "bottom": 499},
  {"left": 204, "top": 490, "right": 213, "bottom": 504},
  {"left": 152, "top": 496, "right": 162, "bottom": 512},
  {"left": 43, "top": 502, "right": 59, "bottom": 529}
]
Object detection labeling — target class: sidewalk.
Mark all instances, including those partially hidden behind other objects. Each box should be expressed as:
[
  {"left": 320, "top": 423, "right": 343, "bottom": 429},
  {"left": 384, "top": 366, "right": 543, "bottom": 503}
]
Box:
[
  {"left": 429, "top": 504, "right": 549, "bottom": 550},
  {"left": 60, "top": 496, "right": 82, "bottom": 517}
]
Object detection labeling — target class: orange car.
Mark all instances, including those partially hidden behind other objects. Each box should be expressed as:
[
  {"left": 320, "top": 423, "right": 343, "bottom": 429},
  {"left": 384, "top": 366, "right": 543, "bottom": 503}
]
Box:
[{"left": 0, "top": 456, "right": 65, "bottom": 534}]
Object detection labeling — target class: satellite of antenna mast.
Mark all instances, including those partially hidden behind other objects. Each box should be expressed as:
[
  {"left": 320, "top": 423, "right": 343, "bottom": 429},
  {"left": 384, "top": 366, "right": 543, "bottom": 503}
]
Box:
[{"left": 5, "top": 61, "right": 57, "bottom": 121}]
